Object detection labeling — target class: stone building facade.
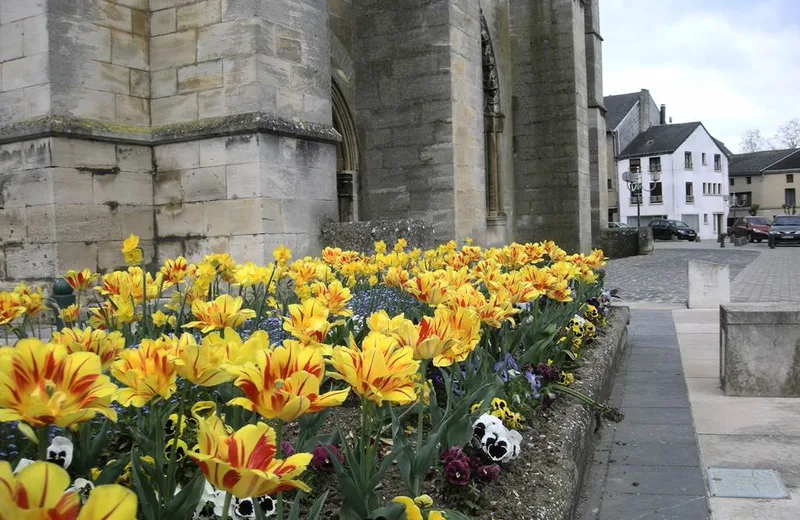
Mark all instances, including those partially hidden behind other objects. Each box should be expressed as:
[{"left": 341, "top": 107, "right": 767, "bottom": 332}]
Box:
[{"left": 0, "top": 0, "right": 607, "bottom": 281}]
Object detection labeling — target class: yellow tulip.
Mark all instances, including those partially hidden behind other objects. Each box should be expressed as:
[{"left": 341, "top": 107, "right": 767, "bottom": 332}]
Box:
[
  {"left": 59, "top": 304, "right": 81, "bottom": 324},
  {"left": 160, "top": 256, "right": 190, "bottom": 284},
  {"left": 77, "top": 484, "right": 138, "bottom": 520},
  {"left": 429, "top": 307, "right": 481, "bottom": 367},
  {"left": 176, "top": 328, "right": 268, "bottom": 386},
  {"left": 64, "top": 269, "right": 100, "bottom": 292},
  {"left": 14, "top": 283, "right": 46, "bottom": 317},
  {"left": 111, "top": 337, "right": 180, "bottom": 407},
  {"left": 227, "top": 342, "right": 349, "bottom": 422},
  {"left": 273, "top": 245, "right": 292, "bottom": 265},
  {"left": 0, "top": 291, "right": 26, "bottom": 326},
  {"left": 405, "top": 272, "right": 450, "bottom": 306},
  {"left": 282, "top": 298, "right": 337, "bottom": 344},
  {"left": 50, "top": 327, "right": 126, "bottom": 371},
  {"left": 0, "top": 339, "right": 117, "bottom": 428},
  {"left": 0, "top": 461, "right": 80, "bottom": 519},
  {"left": 121, "top": 234, "right": 143, "bottom": 265},
  {"left": 311, "top": 279, "right": 353, "bottom": 316},
  {"left": 188, "top": 418, "right": 312, "bottom": 499},
  {"left": 329, "top": 332, "right": 419, "bottom": 406},
  {"left": 183, "top": 295, "right": 257, "bottom": 333}
]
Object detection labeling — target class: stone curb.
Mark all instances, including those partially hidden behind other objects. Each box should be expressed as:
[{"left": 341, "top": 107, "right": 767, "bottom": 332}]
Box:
[{"left": 527, "top": 306, "right": 630, "bottom": 519}]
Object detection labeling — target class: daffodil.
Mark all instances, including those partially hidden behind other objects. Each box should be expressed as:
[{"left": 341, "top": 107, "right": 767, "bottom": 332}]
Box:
[
  {"left": 183, "top": 295, "right": 257, "bottom": 333},
  {"left": 188, "top": 417, "right": 312, "bottom": 499},
  {"left": 111, "top": 337, "right": 180, "bottom": 407},
  {"left": 64, "top": 269, "right": 100, "bottom": 292},
  {"left": 50, "top": 327, "right": 125, "bottom": 371},
  {"left": 151, "top": 311, "right": 176, "bottom": 328},
  {"left": 121, "top": 234, "right": 143, "bottom": 265},
  {"left": 227, "top": 342, "right": 349, "bottom": 422},
  {"left": 392, "top": 496, "right": 445, "bottom": 520},
  {"left": 329, "top": 332, "right": 419, "bottom": 406},
  {"left": 272, "top": 245, "right": 292, "bottom": 265}
]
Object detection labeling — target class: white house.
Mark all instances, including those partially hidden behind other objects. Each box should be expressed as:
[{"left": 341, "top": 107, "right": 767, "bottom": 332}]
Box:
[{"left": 616, "top": 122, "right": 731, "bottom": 241}]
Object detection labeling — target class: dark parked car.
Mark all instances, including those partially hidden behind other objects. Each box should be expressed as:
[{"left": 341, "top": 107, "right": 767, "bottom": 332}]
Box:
[
  {"left": 768, "top": 216, "right": 800, "bottom": 248},
  {"left": 730, "top": 216, "right": 771, "bottom": 242},
  {"left": 648, "top": 219, "right": 698, "bottom": 241}
]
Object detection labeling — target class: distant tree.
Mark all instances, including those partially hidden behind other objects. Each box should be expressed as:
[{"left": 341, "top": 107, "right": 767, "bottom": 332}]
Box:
[
  {"left": 774, "top": 118, "right": 800, "bottom": 149},
  {"left": 740, "top": 129, "right": 768, "bottom": 153}
]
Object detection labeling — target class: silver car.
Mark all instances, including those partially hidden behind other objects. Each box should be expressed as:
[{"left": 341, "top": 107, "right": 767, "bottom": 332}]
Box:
[{"left": 768, "top": 216, "right": 800, "bottom": 248}]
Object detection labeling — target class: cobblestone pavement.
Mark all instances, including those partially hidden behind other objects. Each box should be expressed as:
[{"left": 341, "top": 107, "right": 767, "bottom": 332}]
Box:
[
  {"left": 603, "top": 246, "right": 761, "bottom": 304},
  {"left": 731, "top": 246, "right": 800, "bottom": 303}
]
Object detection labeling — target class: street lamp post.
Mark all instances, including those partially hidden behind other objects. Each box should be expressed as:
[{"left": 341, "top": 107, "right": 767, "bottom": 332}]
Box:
[{"left": 622, "top": 168, "right": 661, "bottom": 228}]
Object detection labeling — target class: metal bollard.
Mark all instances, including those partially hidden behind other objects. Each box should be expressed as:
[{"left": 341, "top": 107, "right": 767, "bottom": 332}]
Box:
[
  {"left": 51, "top": 278, "right": 75, "bottom": 329},
  {"left": 718, "top": 233, "right": 726, "bottom": 248}
]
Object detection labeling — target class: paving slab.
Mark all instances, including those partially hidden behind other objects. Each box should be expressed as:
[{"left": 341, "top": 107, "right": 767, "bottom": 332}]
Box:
[
  {"left": 599, "top": 494, "right": 709, "bottom": 520},
  {"left": 606, "top": 464, "right": 707, "bottom": 495},
  {"left": 709, "top": 487, "right": 800, "bottom": 520}
]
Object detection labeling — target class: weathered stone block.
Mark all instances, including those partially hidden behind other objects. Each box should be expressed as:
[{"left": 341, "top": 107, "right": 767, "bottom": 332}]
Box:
[
  {"left": 0, "top": 0, "right": 45, "bottom": 25},
  {"left": 177, "top": 0, "right": 221, "bottom": 29},
  {"left": 130, "top": 69, "right": 150, "bottom": 98},
  {"left": 0, "top": 89, "right": 24, "bottom": 124},
  {"left": 81, "top": 61, "right": 130, "bottom": 95},
  {"left": 154, "top": 141, "right": 199, "bottom": 171},
  {"left": 55, "top": 242, "right": 99, "bottom": 274},
  {"left": 52, "top": 168, "right": 94, "bottom": 204},
  {"left": 52, "top": 20, "right": 111, "bottom": 62},
  {"left": 150, "top": 68, "right": 177, "bottom": 98},
  {"left": 24, "top": 204, "right": 55, "bottom": 242},
  {"left": 205, "top": 198, "right": 263, "bottom": 236},
  {"left": 116, "top": 0, "right": 149, "bottom": 9},
  {"left": 151, "top": 92, "right": 198, "bottom": 125},
  {"left": 181, "top": 166, "right": 226, "bottom": 202},
  {"left": 116, "top": 145, "right": 152, "bottom": 172},
  {"left": 1, "top": 53, "right": 48, "bottom": 91},
  {"left": 721, "top": 303, "right": 800, "bottom": 397},
  {"left": 0, "top": 207, "right": 26, "bottom": 242},
  {"left": 178, "top": 60, "right": 223, "bottom": 92},
  {"left": 154, "top": 170, "right": 182, "bottom": 205},
  {"left": 149, "top": 0, "right": 176, "bottom": 11},
  {"left": 199, "top": 134, "right": 259, "bottom": 167},
  {"left": 132, "top": 9, "right": 148, "bottom": 36},
  {"left": 0, "top": 142, "right": 24, "bottom": 171},
  {"left": 51, "top": 87, "right": 116, "bottom": 122},
  {"left": 280, "top": 198, "right": 337, "bottom": 234},
  {"left": 150, "top": 8, "right": 177, "bottom": 36},
  {"left": 115, "top": 95, "right": 149, "bottom": 125},
  {"left": 22, "top": 139, "right": 51, "bottom": 168},
  {"left": 95, "top": 1, "right": 133, "bottom": 33},
  {"left": 111, "top": 31, "right": 148, "bottom": 69},
  {"left": 54, "top": 204, "right": 123, "bottom": 242},
  {"left": 197, "top": 19, "right": 259, "bottom": 61},
  {"left": 226, "top": 163, "right": 262, "bottom": 199},
  {"left": 155, "top": 201, "right": 207, "bottom": 237},
  {"left": 228, "top": 234, "right": 265, "bottom": 263},
  {"left": 0, "top": 20, "right": 23, "bottom": 62},
  {"left": 150, "top": 30, "right": 197, "bottom": 70},
  {"left": 92, "top": 171, "right": 153, "bottom": 205},
  {"left": 4, "top": 243, "right": 56, "bottom": 280},
  {"left": 51, "top": 139, "right": 117, "bottom": 169},
  {"left": 1, "top": 168, "right": 53, "bottom": 208},
  {"left": 120, "top": 205, "right": 155, "bottom": 239},
  {"left": 23, "top": 84, "right": 50, "bottom": 118},
  {"left": 321, "top": 219, "right": 436, "bottom": 254},
  {"left": 687, "top": 260, "right": 729, "bottom": 309}
]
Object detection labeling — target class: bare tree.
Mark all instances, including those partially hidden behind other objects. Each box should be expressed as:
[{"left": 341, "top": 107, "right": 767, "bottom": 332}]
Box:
[
  {"left": 774, "top": 118, "right": 800, "bottom": 149},
  {"left": 740, "top": 128, "right": 768, "bottom": 153}
]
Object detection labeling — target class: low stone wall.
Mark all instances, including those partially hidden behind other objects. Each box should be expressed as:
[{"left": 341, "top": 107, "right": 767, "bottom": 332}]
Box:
[
  {"left": 320, "top": 219, "right": 435, "bottom": 254},
  {"left": 485, "top": 306, "right": 630, "bottom": 519},
  {"left": 687, "top": 260, "right": 730, "bottom": 309},
  {"left": 721, "top": 303, "right": 800, "bottom": 397},
  {"left": 598, "top": 227, "right": 653, "bottom": 259}
]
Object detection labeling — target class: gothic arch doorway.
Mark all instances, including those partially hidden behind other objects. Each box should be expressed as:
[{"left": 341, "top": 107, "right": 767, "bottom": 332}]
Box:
[{"left": 332, "top": 79, "right": 359, "bottom": 222}]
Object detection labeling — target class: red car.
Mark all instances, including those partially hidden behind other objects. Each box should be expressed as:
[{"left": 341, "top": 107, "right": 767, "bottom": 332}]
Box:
[{"left": 729, "top": 216, "right": 771, "bottom": 243}]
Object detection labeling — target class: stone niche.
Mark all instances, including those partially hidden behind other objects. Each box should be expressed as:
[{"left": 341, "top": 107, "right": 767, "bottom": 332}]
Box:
[
  {"left": 720, "top": 303, "right": 800, "bottom": 397},
  {"left": 320, "top": 219, "right": 435, "bottom": 255}
]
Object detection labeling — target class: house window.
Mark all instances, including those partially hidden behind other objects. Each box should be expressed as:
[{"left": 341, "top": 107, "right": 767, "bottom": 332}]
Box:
[
  {"left": 703, "top": 182, "right": 707, "bottom": 195},
  {"left": 607, "top": 178, "right": 613, "bottom": 190},
  {"left": 729, "top": 177, "right": 734, "bottom": 186},
  {"left": 786, "top": 188, "right": 796, "bottom": 207},
  {"left": 704, "top": 214, "right": 709, "bottom": 224},
  {"left": 685, "top": 182, "right": 694, "bottom": 203},
  {"left": 788, "top": 174, "right": 794, "bottom": 183},
  {"left": 714, "top": 154, "right": 722, "bottom": 171},
  {"left": 685, "top": 152, "right": 693, "bottom": 169},
  {"left": 629, "top": 158, "right": 641, "bottom": 173},
  {"left": 737, "top": 192, "right": 752, "bottom": 207},
  {"left": 702, "top": 153, "right": 707, "bottom": 165},
  {"left": 649, "top": 181, "right": 663, "bottom": 203},
  {"left": 649, "top": 157, "right": 661, "bottom": 172},
  {"left": 746, "top": 176, "right": 752, "bottom": 184}
]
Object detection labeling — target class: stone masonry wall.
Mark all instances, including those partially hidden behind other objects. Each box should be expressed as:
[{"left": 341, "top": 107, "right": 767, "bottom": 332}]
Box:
[
  {"left": 0, "top": 137, "right": 154, "bottom": 280},
  {"left": 510, "top": 0, "right": 592, "bottom": 253},
  {"left": 585, "top": 0, "right": 608, "bottom": 243}
]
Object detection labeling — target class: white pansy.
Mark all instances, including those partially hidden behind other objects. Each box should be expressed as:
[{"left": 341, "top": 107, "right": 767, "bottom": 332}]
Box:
[
  {"left": 47, "top": 436, "right": 74, "bottom": 469},
  {"left": 194, "top": 480, "right": 225, "bottom": 520},
  {"left": 471, "top": 413, "right": 523, "bottom": 463},
  {"left": 69, "top": 478, "right": 95, "bottom": 504},
  {"left": 231, "top": 495, "right": 276, "bottom": 519}
]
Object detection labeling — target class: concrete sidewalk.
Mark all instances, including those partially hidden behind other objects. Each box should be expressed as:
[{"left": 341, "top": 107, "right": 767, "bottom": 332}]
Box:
[{"left": 673, "top": 308, "right": 800, "bottom": 519}]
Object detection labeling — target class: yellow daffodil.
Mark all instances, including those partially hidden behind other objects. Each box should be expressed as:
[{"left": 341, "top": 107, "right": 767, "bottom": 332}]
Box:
[
  {"left": 329, "top": 332, "right": 419, "bottom": 406},
  {"left": 111, "top": 337, "right": 180, "bottom": 407},
  {"left": 0, "top": 291, "right": 26, "bottom": 326},
  {"left": 0, "top": 339, "right": 117, "bottom": 428},
  {"left": 59, "top": 304, "right": 80, "bottom": 324},
  {"left": 188, "top": 418, "right": 312, "bottom": 499},
  {"left": 50, "top": 327, "right": 125, "bottom": 371},
  {"left": 227, "top": 342, "right": 349, "bottom": 422},
  {"left": 282, "top": 298, "right": 337, "bottom": 344},
  {"left": 392, "top": 496, "right": 445, "bottom": 520},
  {"left": 183, "top": 295, "right": 257, "bottom": 333},
  {"left": 64, "top": 269, "right": 100, "bottom": 292},
  {"left": 273, "top": 245, "right": 292, "bottom": 265},
  {"left": 151, "top": 311, "right": 176, "bottom": 328},
  {"left": 121, "top": 234, "right": 143, "bottom": 265}
]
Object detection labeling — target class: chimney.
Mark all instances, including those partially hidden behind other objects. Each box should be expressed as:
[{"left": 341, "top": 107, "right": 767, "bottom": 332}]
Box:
[
  {"left": 660, "top": 104, "right": 666, "bottom": 125},
  {"left": 638, "top": 89, "right": 652, "bottom": 133}
]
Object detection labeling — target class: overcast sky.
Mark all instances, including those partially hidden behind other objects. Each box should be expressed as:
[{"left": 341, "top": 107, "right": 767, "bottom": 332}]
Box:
[{"left": 600, "top": 0, "right": 800, "bottom": 153}]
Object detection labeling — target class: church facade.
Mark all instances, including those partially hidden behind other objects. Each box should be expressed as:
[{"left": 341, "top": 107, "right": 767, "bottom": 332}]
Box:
[{"left": 0, "top": 0, "right": 607, "bottom": 280}]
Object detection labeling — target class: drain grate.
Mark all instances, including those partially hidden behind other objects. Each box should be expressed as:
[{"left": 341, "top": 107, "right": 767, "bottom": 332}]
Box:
[{"left": 707, "top": 468, "right": 790, "bottom": 499}]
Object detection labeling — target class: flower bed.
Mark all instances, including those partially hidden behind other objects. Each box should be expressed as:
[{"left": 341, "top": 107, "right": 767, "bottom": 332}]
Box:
[{"left": 0, "top": 237, "right": 623, "bottom": 520}]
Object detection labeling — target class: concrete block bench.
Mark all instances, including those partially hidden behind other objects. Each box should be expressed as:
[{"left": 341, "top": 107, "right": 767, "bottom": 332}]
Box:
[
  {"left": 688, "top": 260, "right": 729, "bottom": 309},
  {"left": 720, "top": 303, "right": 800, "bottom": 397}
]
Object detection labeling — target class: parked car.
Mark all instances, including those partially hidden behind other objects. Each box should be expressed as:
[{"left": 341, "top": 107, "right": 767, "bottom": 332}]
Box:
[
  {"left": 768, "top": 216, "right": 800, "bottom": 248},
  {"left": 648, "top": 219, "right": 698, "bottom": 241},
  {"left": 608, "top": 222, "right": 629, "bottom": 228},
  {"left": 729, "top": 216, "right": 771, "bottom": 243}
]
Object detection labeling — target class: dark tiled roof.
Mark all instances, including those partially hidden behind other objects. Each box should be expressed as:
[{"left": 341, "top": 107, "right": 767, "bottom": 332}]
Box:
[
  {"left": 618, "top": 122, "right": 701, "bottom": 158},
  {"left": 765, "top": 149, "right": 800, "bottom": 172},
  {"left": 603, "top": 92, "right": 640, "bottom": 130},
  {"left": 728, "top": 149, "right": 799, "bottom": 176},
  {"left": 712, "top": 137, "right": 733, "bottom": 157}
]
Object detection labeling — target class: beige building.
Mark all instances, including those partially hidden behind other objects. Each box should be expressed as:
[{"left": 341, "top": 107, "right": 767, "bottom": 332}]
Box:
[{"left": 728, "top": 149, "right": 800, "bottom": 221}]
